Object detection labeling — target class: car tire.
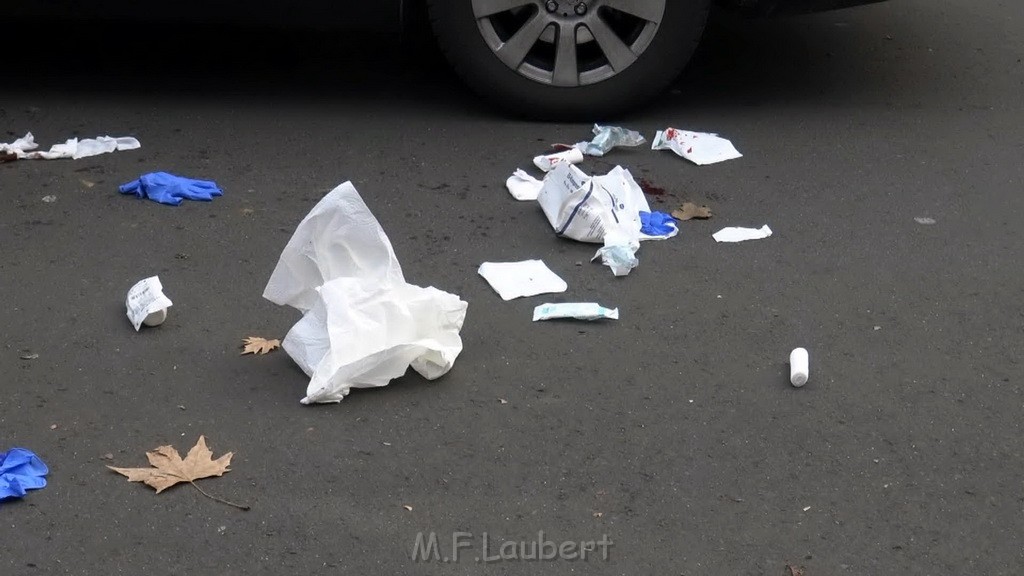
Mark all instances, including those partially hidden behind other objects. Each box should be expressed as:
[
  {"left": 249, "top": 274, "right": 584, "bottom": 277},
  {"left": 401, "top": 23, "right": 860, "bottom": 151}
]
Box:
[{"left": 426, "top": 0, "right": 711, "bottom": 120}]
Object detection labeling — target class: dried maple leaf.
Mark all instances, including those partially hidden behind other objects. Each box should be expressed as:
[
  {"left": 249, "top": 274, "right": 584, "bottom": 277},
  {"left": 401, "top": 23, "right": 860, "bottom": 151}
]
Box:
[
  {"left": 108, "top": 436, "right": 248, "bottom": 510},
  {"left": 241, "top": 336, "right": 280, "bottom": 355},
  {"left": 671, "top": 202, "right": 713, "bottom": 221}
]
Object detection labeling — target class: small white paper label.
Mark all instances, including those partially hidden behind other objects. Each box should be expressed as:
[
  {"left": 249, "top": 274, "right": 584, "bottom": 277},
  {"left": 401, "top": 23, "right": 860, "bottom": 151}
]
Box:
[{"left": 126, "top": 276, "right": 172, "bottom": 331}]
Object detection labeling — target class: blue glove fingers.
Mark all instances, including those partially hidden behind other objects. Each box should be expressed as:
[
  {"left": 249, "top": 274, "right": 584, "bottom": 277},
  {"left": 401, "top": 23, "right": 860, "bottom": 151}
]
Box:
[
  {"left": 189, "top": 185, "right": 223, "bottom": 198},
  {"left": 118, "top": 179, "right": 143, "bottom": 197},
  {"left": 186, "top": 180, "right": 224, "bottom": 198},
  {"left": 182, "top": 178, "right": 219, "bottom": 188},
  {"left": 151, "top": 183, "right": 186, "bottom": 206}
]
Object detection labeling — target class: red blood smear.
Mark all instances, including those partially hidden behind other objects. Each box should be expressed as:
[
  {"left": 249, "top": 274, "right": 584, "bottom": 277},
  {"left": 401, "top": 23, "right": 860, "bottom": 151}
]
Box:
[{"left": 639, "top": 178, "right": 667, "bottom": 196}]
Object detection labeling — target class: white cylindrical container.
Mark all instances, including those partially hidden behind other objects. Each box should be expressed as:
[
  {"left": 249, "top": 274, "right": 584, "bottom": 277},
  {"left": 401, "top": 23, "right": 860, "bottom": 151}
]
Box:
[
  {"left": 533, "top": 148, "right": 585, "bottom": 172},
  {"left": 143, "top": 308, "right": 168, "bottom": 327},
  {"left": 789, "top": 347, "right": 809, "bottom": 387}
]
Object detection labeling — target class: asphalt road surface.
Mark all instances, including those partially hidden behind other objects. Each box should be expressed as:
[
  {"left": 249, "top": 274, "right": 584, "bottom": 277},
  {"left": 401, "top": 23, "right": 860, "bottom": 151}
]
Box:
[{"left": 2, "top": 1, "right": 1023, "bottom": 574}]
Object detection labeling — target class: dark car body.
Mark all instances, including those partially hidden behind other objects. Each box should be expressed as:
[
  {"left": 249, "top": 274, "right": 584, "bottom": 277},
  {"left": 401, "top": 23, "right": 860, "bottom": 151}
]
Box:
[
  {"left": 10, "top": 0, "right": 887, "bottom": 117},
  {"left": 8, "top": 0, "right": 887, "bottom": 28}
]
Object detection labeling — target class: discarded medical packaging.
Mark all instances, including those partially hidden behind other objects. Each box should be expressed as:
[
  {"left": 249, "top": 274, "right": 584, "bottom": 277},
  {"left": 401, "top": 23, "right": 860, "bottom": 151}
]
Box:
[
  {"left": 533, "top": 148, "right": 584, "bottom": 172},
  {"left": 1, "top": 132, "right": 140, "bottom": 160},
  {"left": 478, "top": 260, "right": 567, "bottom": 301},
  {"left": 505, "top": 169, "right": 544, "bottom": 201},
  {"left": 652, "top": 128, "right": 742, "bottom": 165},
  {"left": 533, "top": 303, "right": 619, "bottom": 321},
  {"left": 537, "top": 163, "right": 677, "bottom": 243},
  {"left": 576, "top": 124, "right": 646, "bottom": 157},
  {"left": 592, "top": 230, "right": 639, "bottom": 277},
  {"left": 263, "top": 182, "right": 468, "bottom": 404},
  {"left": 712, "top": 224, "right": 773, "bottom": 243},
  {"left": 126, "top": 276, "right": 172, "bottom": 331}
]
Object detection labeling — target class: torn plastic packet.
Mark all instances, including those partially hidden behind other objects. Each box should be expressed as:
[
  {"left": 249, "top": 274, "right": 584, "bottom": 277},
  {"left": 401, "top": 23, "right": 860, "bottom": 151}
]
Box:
[
  {"left": 0, "top": 448, "right": 48, "bottom": 502},
  {"left": 126, "top": 276, "right": 173, "bottom": 331},
  {"left": 505, "top": 169, "right": 544, "bottom": 201},
  {"left": 712, "top": 224, "right": 773, "bottom": 243},
  {"left": 533, "top": 303, "right": 619, "bottom": 321},
  {"left": 537, "top": 163, "right": 676, "bottom": 243},
  {"left": 478, "top": 260, "right": 567, "bottom": 301},
  {"left": 263, "top": 182, "right": 468, "bottom": 405},
  {"left": 592, "top": 229, "right": 640, "bottom": 277},
  {"left": 576, "top": 124, "right": 646, "bottom": 157},
  {"left": 0, "top": 133, "right": 38, "bottom": 161},
  {"left": 1, "top": 132, "right": 140, "bottom": 160},
  {"left": 537, "top": 163, "right": 642, "bottom": 243},
  {"left": 652, "top": 128, "right": 742, "bottom": 165},
  {"left": 533, "top": 148, "right": 584, "bottom": 172}
]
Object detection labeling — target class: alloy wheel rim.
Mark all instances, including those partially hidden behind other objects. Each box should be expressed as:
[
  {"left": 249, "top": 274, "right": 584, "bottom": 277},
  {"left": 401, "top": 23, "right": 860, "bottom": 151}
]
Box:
[{"left": 472, "top": 0, "right": 667, "bottom": 87}]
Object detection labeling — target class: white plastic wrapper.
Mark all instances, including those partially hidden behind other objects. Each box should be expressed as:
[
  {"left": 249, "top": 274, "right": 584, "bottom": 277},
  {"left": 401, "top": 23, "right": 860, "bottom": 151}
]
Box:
[
  {"left": 125, "top": 276, "right": 172, "bottom": 331},
  {"left": 712, "top": 224, "right": 773, "bottom": 243},
  {"left": 263, "top": 182, "right": 468, "bottom": 404},
  {"left": 576, "top": 124, "right": 646, "bottom": 157},
  {"left": 592, "top": 229, "right": 640, "bottom": 276},
  {"left": 536, "top": 163, "right": 650, "bottom": 244},
  {"left": 1, "top": 132, "right": 140, "bottom": 160},
  {"left": 505, "top": 169, "right": 544, "bottom": 201},
  {"left": 0, "top": 133, "right": 38, "bottom": 159},
  {"left": 651, "top": 128, "right": 742, "bottom": 165},
  {"left": 533, "top": 148, "right": 584, "bottom": 172},
  {"left": 533, "top": 303, "right": 619, "bottom": 321},
  {"left": 478, "top": 260, "right": 567, "bottom": 301}
]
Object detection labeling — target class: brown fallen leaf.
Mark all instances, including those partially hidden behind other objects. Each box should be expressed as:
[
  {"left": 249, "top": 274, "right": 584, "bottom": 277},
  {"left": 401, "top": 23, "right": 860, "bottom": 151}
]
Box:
[
  {"left": 108, "top": 436, "right": 249, "bottom": 510},
  {"left": 672, "top": 202, "right": 713, "bottom": 221},
  {"left": 786, "top": 563, "right": 806, "bottom": 576},
  {"left": 241, "top": 336, "right": 280, "bottom": 355}
]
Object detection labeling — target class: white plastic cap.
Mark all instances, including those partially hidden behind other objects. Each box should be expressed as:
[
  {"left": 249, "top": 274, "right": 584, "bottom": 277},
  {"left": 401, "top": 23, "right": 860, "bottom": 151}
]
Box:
[{"left": 790, "top": 347, "right": 809, "bottom": 387}]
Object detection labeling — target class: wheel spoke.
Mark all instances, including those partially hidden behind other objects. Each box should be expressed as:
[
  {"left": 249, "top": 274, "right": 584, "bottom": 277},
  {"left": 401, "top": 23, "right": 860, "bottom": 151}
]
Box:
[
  {"left": 552, "top": 23, "right": 580, "bottom": 86},
  {"left": 495, "top": 11, "right": 551, "bottom": 69},
  {"left": 473, "top": 0, "right": 536, "bottom": 18},
  {"left": 600, "top": 0, "right": 665, "bottom": 23},
  {"left": 587, "top": 18, "right": 637, "bottom": 71}
]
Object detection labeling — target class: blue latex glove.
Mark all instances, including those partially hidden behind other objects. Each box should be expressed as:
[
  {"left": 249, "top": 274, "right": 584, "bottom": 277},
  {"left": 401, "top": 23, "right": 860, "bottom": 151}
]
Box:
[
  {"left": 640, "top": 211, "right": 678, "bottom": 237},
  {"left": 0, "top": 448, "right": 48, "bottom": 501},
  {"left": 119, "top": 171, "right": 223, "bottom": 206}
]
